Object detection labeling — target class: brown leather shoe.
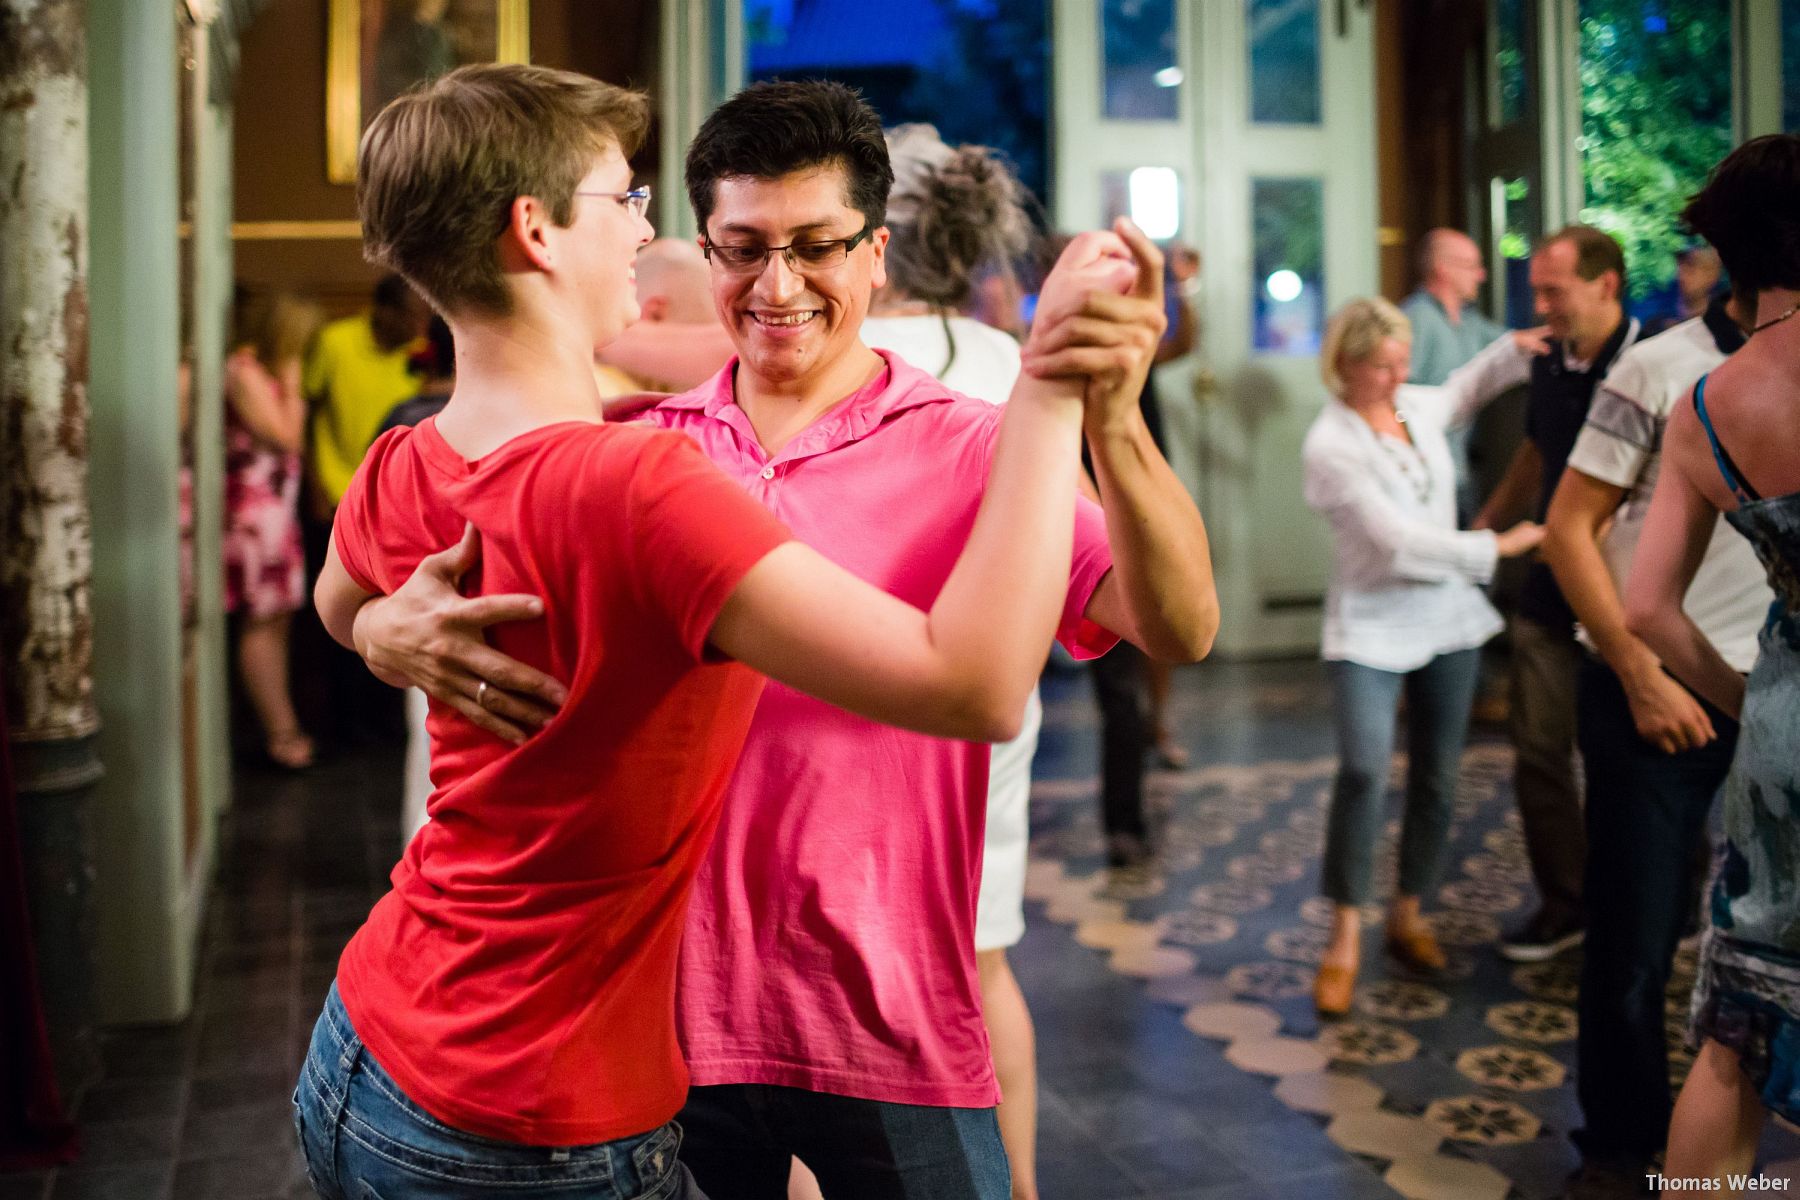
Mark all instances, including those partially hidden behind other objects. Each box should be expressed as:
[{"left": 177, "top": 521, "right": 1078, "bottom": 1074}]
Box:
[
  {"left": 1385, "top": 927, "right": 1447, "bottom": 973},
  {"left": 1313, "top": 963, "right": 1356, "bottom": 1018}
]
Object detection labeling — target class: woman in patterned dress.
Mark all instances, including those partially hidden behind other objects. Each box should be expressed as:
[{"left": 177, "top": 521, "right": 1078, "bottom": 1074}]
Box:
[
  {"left": 1626, "top": 134, "right": 1800, "bottom": 1195},
  {"left": 224, "top": 289, "right": 321, "bottom": 769}
]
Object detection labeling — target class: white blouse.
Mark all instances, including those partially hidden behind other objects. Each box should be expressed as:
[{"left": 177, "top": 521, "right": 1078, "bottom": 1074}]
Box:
[{"left": 1301, "top": 334, "right": 1531, "bottom": 672}]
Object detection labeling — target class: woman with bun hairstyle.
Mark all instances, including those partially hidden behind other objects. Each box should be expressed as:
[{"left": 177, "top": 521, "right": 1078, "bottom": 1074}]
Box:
[{"left": 857, "top": 123, "right": 1046, "bottom": 1200}]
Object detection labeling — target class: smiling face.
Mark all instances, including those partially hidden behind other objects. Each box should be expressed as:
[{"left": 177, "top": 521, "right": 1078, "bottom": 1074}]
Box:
[
  {"left": 702, "top": 165, "right": 888, "bottom": 389},
  {"left": 559, "top": 143, "right": 654, "bottom": 350},
  {"left": 1530, "top": 238, "right": 1617, "bottom": 345}
]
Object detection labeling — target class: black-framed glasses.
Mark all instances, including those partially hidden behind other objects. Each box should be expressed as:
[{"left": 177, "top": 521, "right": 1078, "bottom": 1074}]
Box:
[
  {"left": 573, "top": 186, "right": 652, "bottom": 220},
  {"left": 702, "top": 223, "right": 874, "bottom": 274}
]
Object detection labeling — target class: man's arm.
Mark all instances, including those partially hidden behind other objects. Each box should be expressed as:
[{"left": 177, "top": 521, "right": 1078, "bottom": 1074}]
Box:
[
  {"left": 1034, "top": 228, "right": 1217, "bottom": 664},
  {"left": 1473, "top": 440, "right": 1542, "bottom": 531},
  {"left": 1542, "top": 467, "right": 1716, "bottom": 753}
]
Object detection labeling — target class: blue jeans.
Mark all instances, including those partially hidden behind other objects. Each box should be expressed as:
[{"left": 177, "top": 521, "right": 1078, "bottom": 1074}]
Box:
[
  {"left": 293, "top": 983, "right": 704, "bottom": 1199},
  {"left": 676, "top": 1083, "right": 1009, "bottom": 1200},
  {"left": 1320, "top": 649, "right": 1482, "bottom": 906}
]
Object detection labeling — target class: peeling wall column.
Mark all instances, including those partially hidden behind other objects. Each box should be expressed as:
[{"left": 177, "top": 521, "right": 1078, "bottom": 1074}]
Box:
[{"left": 0, "top": 0, "right": 104, "bottom": 1093}]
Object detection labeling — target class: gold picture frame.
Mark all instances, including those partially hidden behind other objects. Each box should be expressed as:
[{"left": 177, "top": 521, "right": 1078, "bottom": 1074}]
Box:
[{"left": 326, "top": 0, "right": 529, "bottom": 184}]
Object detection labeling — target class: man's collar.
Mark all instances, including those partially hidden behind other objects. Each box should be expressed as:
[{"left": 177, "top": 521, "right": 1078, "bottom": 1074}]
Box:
[
  {"left": 1703, "top": 295, "right": 1749, "bottom": 355},
  {"left": 652, "top": 348, "right": 959, "bottom": 447}
]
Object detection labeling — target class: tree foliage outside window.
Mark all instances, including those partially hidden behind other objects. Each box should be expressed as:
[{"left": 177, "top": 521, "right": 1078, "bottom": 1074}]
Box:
[{"left": 1578, "top": 0, "right": 1732, "bottom": 304}]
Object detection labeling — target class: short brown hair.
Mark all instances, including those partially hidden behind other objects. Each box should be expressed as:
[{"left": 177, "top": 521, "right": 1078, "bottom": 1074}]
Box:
[
  {"left": 1537, "top": 224, "right": 1627, "bottom": 296},
  {"left": 1682, "top": 134, "right": 1800, "bottom": 294},
  {"left": 357, "top": 64, "right": 648, "bottom": 317}
]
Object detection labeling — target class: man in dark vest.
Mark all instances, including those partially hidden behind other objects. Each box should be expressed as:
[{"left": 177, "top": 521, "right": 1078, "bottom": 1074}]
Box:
[{"left": 1478, "top": 226, "right": 1637, "bottom": 964}]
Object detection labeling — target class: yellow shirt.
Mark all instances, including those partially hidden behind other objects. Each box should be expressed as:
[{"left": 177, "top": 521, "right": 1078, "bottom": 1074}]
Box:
[{"left": 304, "top": 315, "right": 422, "bottom": 504}]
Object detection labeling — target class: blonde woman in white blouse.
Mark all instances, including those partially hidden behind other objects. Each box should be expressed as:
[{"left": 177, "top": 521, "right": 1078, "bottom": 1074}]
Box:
[{"left": 1304, "top": 297, "right": 1545, "bottom": 1016}]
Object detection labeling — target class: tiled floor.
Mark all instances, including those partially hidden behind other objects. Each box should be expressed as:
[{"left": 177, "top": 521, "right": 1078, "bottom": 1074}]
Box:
[{"left": 5, "top": 655, "right": 1798, "bottom": 1199}]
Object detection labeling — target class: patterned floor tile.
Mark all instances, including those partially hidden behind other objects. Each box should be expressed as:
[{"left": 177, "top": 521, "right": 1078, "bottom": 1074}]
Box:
[
  {"left": 1484, "top": 1001, "right": 1578, "bottom": 1044},
  {"left": 1356, "top": 982, "right": 1451, "bottom": 1022},
  {"left": 1318, "top": 1021, "right": 1421, "bottom": 1066},
  {"left": 1509, "top": 960, "right": 1582, "bottom": 1003},
  {"left": 1145, "top": 974, "right": 1234, "bottom": 1008},
  {"left": 1110, "top": 943, "right": 1198, "bottom": 978},
  {"left": 1075, "top": 918, "right": 1165, "bottom": 952},
  {"left": 1454, "top": 1045, "right": 1567, "bottom": 1091},
  {"left": 1162, "top": 910, "right": 1240, "bottom": 946},
  {"left": 1182, "top": 1002, "right": 1282, "bottom": 1042},
  {"left": 1223, "top": 962, "right": 1313, "bottom": 1002},
  {"left": 1421, "top": 1095, "right": 1542, "bottom": 1145},
  {"left": 1265, "top": 926, "right": 1331, "bottom": 964},
  {"left": 1426, "top": 910, "right": 1501, "bottom": 948},
  {"left": 1273, "top": 1070, "right": 1385, "bottom": 1116},
  {"left": 1226, "top": 854, "right": 1306, "bottom": 887},
  {"left": 1325, "top": 1110, "right": 1443, "bottom": 1159},
  {"left": 1225, "top": 1035, "right": 1332, "bottom": 1077},
  {"left": 1189, "top": 882, "right": 1275, "bottom": 915},
  {"left": 1382, "top": 1153, "right": 1511, "bottom": 1200},
  {"left": 1436, "top": 880, "right": 1526, "bottom": 915}
]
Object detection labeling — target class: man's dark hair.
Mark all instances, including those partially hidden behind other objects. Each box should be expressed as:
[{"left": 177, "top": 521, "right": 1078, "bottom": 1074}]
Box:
[
  {"left": 1682, "top": 134, "right": 1800, "bottom": 295},
  {"left": 1537, "top": 224, "right": 1627, "bottom": 297},
  {"left": 685, "top": 80, "right": 894, "bottom": 235}
]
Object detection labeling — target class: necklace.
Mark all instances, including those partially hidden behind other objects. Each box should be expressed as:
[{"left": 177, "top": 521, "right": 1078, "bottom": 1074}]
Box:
[{"left": 1752, "top": 303, "right": 1799, "bottom": 334}]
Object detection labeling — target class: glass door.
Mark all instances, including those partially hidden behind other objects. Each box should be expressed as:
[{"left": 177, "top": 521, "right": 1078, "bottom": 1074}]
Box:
[{"left": 1053, "top": 0, "right": 1380, "bottom": 655}]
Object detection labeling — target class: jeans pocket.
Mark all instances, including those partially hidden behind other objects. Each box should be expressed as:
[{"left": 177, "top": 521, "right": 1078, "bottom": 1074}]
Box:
[{"left": 626, "top": 1123, "right": 682, "bottom": 1198}]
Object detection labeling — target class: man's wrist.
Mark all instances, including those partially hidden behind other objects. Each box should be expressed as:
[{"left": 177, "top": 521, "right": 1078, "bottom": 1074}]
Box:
[{"left": 1083, "top": 400, "right": 1150, "bottom": 445}]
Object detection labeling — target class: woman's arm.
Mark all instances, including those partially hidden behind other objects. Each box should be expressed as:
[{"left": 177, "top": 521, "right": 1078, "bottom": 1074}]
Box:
[
  {"left": 1406, "top": 329, "right": 1544, "bottom": 431},
  {"left": 1305, "top": 439, "right": 1505, "bottom": 584},
  {"left": 1624, "top": 403, "right": 1747, "bottom": 717},
  {"left": 227, "top": 354, "right": 307, "bottom": 454}
]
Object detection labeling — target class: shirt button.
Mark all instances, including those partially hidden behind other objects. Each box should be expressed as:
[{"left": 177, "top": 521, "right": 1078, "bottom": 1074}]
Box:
[{"left": 760, "top": 466, "right": 775, "bottom": 480}]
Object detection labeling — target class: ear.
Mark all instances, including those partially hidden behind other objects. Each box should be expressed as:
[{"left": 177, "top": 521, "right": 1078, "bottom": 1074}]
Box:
[
  {"left": 868, "top": 225, "right": 890, "bottom": 290},
  {"left": 500, "top": 194, "right": 557, "bottom": 274}
]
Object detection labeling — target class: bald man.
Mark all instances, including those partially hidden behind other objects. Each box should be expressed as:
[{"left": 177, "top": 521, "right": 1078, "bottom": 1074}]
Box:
[
  {"left": 597, "top": 238, "right": 736, "bottom": 390},
  {"left": 1401, "top": 229, "right": 1510, "bottom": 386}
]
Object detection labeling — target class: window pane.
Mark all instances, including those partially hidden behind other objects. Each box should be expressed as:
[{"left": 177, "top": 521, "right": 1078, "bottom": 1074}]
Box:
[
  {"left": 1102, "top": 0, "right": 1180, "bottom": 120},
  {"left": 1248, "top": 0, "right": 1320, "bottom": 125},
  {"left": 1252, "top": 178, "right": 1324, "bottom": 355},
  {"left": 1786, "top": 0, "right": 1800, "bottom": 131},
  {"left": 1494, "top": 0, "right": 1531, "bottom": 125},
  {"left": 1497, "top": 175, "right": 1536, "bottom": 329},
  {"left": 1101, "top": 167, "right": 1183, "bottom": 241},
  {"left": 745, "top": 0, "right": 1051, "bottom": 202},
  {"left": 1578, "top": 0, "right": 1731, "bottom": 311}
]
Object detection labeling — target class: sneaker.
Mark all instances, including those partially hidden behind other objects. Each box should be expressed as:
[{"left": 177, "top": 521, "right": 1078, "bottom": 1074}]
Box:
[{"left": 1499, "top": 909, "right": 1586, "bottom": 963}]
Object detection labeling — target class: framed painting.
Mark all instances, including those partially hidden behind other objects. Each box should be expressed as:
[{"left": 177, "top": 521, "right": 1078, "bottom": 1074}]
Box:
[{"left": 326, "top": 0, "right": 529, "bottom": 183}]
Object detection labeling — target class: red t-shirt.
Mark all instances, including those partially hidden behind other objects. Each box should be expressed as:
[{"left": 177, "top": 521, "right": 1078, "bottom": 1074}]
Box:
[{"left": 330, "top": 416, "right": 790, "bottom": 1146}]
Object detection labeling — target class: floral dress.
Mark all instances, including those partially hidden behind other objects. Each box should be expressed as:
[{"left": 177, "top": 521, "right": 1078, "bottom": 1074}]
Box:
[
  {"left": 223, "top": 349, "right": 306, "bottom": 617},
  {"left": 1687, "top": 375, "right": 1800, "bottom": 1121}
]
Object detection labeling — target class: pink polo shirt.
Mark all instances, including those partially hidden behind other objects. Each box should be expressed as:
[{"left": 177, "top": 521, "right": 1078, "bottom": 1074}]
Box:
[{"left": 642, "top": 350, "right": 1118, "bottom": 1107}]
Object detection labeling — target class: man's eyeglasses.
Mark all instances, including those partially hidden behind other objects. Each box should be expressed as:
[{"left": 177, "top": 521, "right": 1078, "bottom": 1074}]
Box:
[
  {"left": 702, "top": 223, "right": 874, "bottom": 274},
  {"left": 573, "top": 186, "right": 652, "bottom": 220}
]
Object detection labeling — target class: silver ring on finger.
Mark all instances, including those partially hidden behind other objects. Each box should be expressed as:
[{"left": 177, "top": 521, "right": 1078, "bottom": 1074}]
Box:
[{"left": 476, "top": 681, "right": 491, "bottom": 709}]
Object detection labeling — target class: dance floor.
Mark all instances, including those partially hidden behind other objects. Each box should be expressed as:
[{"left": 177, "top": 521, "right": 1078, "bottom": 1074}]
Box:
[{"left": 6, "top": 656, "right": 1799, "bottom": 1199}]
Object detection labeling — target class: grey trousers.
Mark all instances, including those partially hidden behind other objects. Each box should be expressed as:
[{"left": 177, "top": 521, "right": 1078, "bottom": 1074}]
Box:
[{"left": 1507, "top": 615, "right": 1585, "bottom": 923}]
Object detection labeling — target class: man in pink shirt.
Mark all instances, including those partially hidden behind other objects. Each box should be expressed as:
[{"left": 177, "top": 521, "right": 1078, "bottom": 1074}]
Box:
[{"left": 351, "top": 81, "right": 1218, "bottom": 1199}]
